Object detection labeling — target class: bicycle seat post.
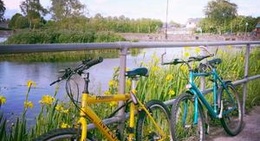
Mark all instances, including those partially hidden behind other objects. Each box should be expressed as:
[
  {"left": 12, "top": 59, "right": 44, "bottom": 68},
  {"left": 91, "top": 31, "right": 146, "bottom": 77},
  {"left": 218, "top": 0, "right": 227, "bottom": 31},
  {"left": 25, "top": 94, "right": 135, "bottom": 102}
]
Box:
[
  {"left": 82, "top": 72, "right": 90, "bottom": 94},
  {"left": 131, "top": 77, "right": 138, "bottom": 91}
]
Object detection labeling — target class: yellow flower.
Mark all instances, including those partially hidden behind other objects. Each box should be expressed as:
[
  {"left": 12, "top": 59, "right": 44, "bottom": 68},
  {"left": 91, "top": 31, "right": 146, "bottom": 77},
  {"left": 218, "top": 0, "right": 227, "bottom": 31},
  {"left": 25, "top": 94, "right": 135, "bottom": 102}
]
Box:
[
  {"left": 0, "top": 95, "right": 6, "bottom": 105},
  {"left": 27, "top": 80, "right": 36, "bottom": 88},
  {"left": 183, "top": 52, "right": 190, "bottom": 58},
  {"left": 108, "top": 80, "right": 117, "bottom": 87},
  {"left": 240, "top": 56, "right": 244, "bottom": 62},
  {"left": 151, "top": 66, "right": 159, "bottom": 72},
  {"left": 195, "top": 47, "right": 201, "bottom": 54},
  {"left": 227, "top": 45, "right": 232, "bottom": 49},
  {"left": 184, "top": 46, "right": 191, "bottom": 51},
  {"left": 126, "top": 79, "right": 131, "bottom": 87},
  {"left": 55, "top": 104, "right": 69, "bottom": 114},
  {"left": 109, "top": 101, "right": 117, "bottom": 107},
  {"left": 39, "top": 95, "right": 55, "bottom": 105},
  {"left": 55, "top": 104, "right": 64, "bottom": 112},
  {"left": 104, "top": 90, "right": 111, "bottom": 95},
  {"left": 62, "top": 109, "right": 69, "bottom": 114},
  {"left": 61, "top": 122, "right": 70, "bottom": 128},
  {"left": 152, "top": 55, "right": 160, "bottom": 63},
  {"left": 24, "top": 101, "right": 34, "bottom": 109},
  {"left": 168, "top": 89, "right": 175, "bottom": 96},
  {"left": 180, "top": 65, "right": 187, "bottom": 72},
  {"left": 166, "top": 74, "right": 173, "bottom": 81}
]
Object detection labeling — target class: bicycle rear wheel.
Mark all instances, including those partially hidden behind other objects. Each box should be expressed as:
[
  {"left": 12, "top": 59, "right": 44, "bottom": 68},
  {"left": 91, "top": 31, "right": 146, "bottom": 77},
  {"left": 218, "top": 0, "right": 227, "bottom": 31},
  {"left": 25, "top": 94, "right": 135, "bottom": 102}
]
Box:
[
  {"left": 33, "top": 128, "right": 95, "bottom": 141},
  {"left": 136, "top": 100, "right": 171, "bottom": 141},
  {"left": 220, "top": 83, "right": 243, "bottom": 136},
  {"left": 171, "top": 93, "right": 205, "bottom": 141}
]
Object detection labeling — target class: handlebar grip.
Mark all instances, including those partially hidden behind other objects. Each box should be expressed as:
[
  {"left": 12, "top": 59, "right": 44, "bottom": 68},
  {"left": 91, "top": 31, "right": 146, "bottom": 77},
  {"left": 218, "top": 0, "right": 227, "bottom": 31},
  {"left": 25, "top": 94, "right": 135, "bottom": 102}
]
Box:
[
  {"left": 189, "top": 54, "right": 213, "bottom": 61},
  {"left": 162, "top": 58, "right": 183, "bottom": 65},
  {"left": 50, "top": 79, "right": 60, "bottom": 86},
  {"left": 83, "top": 57, "right": 103, "bottom": 68}
]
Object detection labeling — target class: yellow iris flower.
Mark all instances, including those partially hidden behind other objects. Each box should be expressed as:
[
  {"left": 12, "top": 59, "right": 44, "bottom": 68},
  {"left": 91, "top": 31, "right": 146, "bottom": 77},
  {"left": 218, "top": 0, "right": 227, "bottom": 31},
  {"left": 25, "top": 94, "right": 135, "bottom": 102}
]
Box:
[
  {"left": 166, "top": 74, "right": 173, "bottom": 81},
  {"left": 27, "top": 80, "right": 36, "bottom": 88},
  {"left": 61, "top": 122, "right": 70, "bottom": 128},
  {"left": 39, "top": 95, "right": 55, "bottom": 105},
  {"left": 168, "top": 89, "right": 175, "bottom": 96},
  {"left": 0, "top": 95, "right": 6, "bottom": 105},
  {"left": 24, "top": 101, "right": 34, "bottom": 109}
]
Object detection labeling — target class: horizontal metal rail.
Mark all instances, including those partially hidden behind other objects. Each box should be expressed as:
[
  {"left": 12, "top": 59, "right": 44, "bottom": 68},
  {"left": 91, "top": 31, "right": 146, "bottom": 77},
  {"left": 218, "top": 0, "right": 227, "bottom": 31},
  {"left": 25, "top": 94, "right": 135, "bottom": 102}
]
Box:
[{"left": 1, "top": 41, "right": 260, "bottom": 54}]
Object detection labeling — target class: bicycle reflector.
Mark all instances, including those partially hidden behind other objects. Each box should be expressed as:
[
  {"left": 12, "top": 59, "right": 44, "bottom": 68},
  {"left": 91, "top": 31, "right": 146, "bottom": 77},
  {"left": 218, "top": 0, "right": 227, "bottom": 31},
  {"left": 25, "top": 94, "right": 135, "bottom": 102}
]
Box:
[{"left": 186, "top": 84, "right": 192, "bottom": 89}]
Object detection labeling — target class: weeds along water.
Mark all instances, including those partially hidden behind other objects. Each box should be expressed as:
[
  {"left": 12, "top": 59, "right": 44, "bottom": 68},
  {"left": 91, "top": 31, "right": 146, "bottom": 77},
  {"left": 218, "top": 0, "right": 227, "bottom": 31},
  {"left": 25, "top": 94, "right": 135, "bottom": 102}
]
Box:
[{"left": 0, "top": 46, "right": 259, "bottom": 140}]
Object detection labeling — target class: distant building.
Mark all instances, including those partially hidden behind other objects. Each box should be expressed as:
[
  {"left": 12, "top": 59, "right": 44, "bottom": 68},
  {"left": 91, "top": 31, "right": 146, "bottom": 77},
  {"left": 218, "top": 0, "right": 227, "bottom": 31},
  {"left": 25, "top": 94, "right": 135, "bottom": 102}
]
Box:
[
  {"left": 255, "top": 23, "right": 260, "bottom": 37},
  {"left": 185, "top": 18, "right": 201, "bottom": 29}
]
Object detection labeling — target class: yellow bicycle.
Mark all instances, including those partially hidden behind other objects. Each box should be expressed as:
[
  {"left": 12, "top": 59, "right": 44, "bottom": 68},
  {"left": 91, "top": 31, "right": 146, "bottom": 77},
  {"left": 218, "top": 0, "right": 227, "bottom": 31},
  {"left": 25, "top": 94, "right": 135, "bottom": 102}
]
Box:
[{"left": 34, "top": 57, "right": 171, "bottom": 141}]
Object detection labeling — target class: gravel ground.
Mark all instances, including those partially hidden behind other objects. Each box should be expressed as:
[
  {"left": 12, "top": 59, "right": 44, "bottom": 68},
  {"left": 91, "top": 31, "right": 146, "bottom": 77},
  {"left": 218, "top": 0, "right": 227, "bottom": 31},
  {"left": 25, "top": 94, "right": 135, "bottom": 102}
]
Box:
[{"left": 206, "top": 106, "right": 260, "bottom": 141}]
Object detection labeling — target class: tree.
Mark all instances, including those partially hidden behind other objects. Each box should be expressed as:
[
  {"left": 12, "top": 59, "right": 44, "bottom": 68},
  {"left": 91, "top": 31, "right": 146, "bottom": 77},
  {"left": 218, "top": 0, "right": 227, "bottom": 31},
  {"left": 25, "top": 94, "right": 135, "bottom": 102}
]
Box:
[
  {"left": 50, "top": 0, "right": 86, "bottom": 21},
  {"left": 20, "top": 0, "right": 48, "bottom": 29},
  {"left": 0, "top": 0, "right": 6, "bottom": 21},
  {"left": 202, "top": 0, "right": 238, "bottom": 33},
  {"left": 9, "top": 13, "right": 29, "bottom": 29},
  {"left": 205, "top": 0, "right": 237, "bottom": 23}
]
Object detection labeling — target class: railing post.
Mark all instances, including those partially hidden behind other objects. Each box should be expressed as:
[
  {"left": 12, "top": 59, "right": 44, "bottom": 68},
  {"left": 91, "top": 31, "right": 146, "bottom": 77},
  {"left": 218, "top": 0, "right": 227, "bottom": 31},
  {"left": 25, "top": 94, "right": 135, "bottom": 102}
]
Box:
[
  {"left": 200, "top": 45, "right": 207, "bottom": 90},
  {"left": 242, "top": 44, "right": 250, "bottom": 116},
  {"left": 117, "top": 43, "right": 128, "bottom": 140}
]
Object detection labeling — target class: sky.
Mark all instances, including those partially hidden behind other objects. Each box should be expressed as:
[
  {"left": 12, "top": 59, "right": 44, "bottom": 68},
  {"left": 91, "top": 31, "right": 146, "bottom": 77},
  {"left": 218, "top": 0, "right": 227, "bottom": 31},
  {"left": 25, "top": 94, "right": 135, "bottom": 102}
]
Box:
[{"left": 3, "top": 0, "right": 260, "bottom": 24}]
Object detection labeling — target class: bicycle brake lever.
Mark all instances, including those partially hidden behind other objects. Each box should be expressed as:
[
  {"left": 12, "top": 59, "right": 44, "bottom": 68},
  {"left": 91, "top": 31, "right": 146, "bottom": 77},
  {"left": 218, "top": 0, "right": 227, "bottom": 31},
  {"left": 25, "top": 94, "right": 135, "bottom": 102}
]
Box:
[{"left": 161, "top": 52, "right": 166, "bottom": 65}]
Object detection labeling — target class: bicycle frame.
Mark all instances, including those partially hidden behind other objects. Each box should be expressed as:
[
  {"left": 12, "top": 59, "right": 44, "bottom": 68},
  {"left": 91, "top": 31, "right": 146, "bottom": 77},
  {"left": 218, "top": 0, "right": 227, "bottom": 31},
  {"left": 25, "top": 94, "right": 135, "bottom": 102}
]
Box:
[
  {"left": 46, "top": 59, "right": 167, "bottom": 141},
  {"left": 79, "top": 92, "right": 130, "bottom": 141},
  {"left": 78, "top": 81, "right": 166, "bottom": 141},
  {"left": 187, "top": 67, "right": 234, "bottom": 124}
]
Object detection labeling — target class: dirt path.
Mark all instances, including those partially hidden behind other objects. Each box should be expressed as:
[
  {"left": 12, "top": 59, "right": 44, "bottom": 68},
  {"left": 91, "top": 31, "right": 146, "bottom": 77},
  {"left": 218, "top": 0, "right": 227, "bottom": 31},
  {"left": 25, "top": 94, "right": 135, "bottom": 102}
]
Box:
[{"left": 206, "top": 106, "right": 260, "bottom": 141}]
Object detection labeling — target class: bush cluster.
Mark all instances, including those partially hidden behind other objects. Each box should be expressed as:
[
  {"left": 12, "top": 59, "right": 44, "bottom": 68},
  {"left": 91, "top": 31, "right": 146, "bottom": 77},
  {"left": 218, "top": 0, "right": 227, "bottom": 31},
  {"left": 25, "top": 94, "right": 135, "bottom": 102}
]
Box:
[{"left": 6, "top": 30, "right": 126, "bottom": 44}]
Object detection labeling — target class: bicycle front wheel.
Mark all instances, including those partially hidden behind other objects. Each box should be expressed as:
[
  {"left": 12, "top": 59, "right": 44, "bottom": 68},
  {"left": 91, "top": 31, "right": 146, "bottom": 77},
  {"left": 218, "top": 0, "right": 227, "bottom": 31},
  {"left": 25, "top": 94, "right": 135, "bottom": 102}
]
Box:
[
  {"left": 171, "top": 93, "right": 205, "bottom": 141},
  {"left": 136, "top": 100, "right": 171, "bottom": 141},
  {"left": 220, "top": 83, "right": 243, "bottom": 136},
  {"left": 33, "top": 128, "right": 95, "bottom": 141}
]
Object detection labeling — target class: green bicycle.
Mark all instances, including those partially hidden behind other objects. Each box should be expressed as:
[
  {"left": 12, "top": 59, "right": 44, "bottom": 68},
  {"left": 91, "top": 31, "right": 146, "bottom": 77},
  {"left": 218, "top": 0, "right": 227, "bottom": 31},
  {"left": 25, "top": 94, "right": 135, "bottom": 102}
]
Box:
[{"left": 162, "top": 52, "right": 243, "bottom": 140}]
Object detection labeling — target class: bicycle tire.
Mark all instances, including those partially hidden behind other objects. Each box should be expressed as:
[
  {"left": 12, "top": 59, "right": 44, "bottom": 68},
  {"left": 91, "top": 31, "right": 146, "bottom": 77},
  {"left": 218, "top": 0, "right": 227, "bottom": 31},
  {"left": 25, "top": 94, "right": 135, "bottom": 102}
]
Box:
[
  {"left": 136, "top": 99, "right": 171, "bottom": 141},
  {"left": 219, "top": 83, "right": 243, "bottom": 136},
  {"left": 33, "top": 128, "right": 95, "bottom": 141},
  {"left": 170, "top": 92, "right": 205, "bottom": 141}
]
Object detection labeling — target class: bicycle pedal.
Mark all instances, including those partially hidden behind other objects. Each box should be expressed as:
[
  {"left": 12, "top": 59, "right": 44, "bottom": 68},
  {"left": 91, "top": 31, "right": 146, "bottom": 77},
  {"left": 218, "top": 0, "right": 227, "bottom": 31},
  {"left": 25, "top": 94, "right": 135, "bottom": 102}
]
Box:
[
  {"left": 205, "top": 123, "right": 210, "bottom": 134},
  {"left": 217, "top": 100, "right": 224, "bottom": 118}
]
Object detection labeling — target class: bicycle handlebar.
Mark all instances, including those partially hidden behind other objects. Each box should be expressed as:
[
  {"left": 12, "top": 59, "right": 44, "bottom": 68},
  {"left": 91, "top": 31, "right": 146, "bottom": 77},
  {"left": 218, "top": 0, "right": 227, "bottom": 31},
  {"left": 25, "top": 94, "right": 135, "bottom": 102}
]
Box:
[
  {"left": 188, "top": 54, "right": 213, "bottom": 62},
  {"left": 162, "top": 54, "right": 213, "bottom": 66},
  {"left": 50, "top": 57, "right": 103, "bottom": 86}
]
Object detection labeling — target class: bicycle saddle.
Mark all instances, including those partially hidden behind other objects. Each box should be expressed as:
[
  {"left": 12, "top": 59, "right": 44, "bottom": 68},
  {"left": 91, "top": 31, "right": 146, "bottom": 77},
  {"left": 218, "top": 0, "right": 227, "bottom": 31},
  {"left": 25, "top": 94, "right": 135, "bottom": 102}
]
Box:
[
  {"left": 125, "top": 67, "right": 148, "bottom": 78},
  {"left": 208, "top": 58, "right": 222, "bottom": 66}
]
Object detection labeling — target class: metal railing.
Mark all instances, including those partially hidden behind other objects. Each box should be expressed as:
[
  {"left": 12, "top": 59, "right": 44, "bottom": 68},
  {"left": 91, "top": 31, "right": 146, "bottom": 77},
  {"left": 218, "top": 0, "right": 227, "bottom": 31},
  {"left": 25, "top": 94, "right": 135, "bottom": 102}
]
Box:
[{"left": 1, "top": 41, "right": 260, "bottom": 130}]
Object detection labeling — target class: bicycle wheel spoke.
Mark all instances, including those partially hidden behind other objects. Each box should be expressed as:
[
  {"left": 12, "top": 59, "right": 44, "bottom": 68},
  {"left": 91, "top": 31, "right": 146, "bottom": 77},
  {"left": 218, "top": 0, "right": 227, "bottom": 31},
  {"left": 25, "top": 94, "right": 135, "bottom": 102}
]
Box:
[
  {"left": 171, "top": 93, "right": 205, "bottom": 141},
  {"left": 220, "top": 83, "right": 243, "bottom": 136},
  {"left": 136, "top": 100, "right": 171, "bottom": 141}
]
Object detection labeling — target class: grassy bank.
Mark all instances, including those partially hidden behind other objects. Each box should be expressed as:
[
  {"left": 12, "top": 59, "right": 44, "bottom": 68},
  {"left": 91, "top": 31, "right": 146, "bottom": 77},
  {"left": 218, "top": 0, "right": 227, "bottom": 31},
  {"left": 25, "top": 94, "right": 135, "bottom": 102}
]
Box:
[{"left": 0, "top": 48, "right": 141, "bottom": 62}]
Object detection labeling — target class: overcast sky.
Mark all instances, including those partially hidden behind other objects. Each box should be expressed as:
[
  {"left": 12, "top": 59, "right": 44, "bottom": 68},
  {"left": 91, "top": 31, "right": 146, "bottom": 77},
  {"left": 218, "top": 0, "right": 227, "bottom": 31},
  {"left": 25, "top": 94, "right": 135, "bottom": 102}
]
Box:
[{"left": 3, "top": 0, "right": 260, "bottom": 24}]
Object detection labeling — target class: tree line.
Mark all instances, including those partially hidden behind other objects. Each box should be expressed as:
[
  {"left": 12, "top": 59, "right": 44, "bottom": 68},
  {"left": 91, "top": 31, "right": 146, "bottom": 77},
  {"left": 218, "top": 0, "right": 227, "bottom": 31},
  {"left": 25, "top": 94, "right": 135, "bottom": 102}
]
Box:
[
  {"left": 0, "top": 0, "right": 259, "bottom": 43},
  {"left": 6, "top": 0, "right": 162, "bottom": 33}
]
